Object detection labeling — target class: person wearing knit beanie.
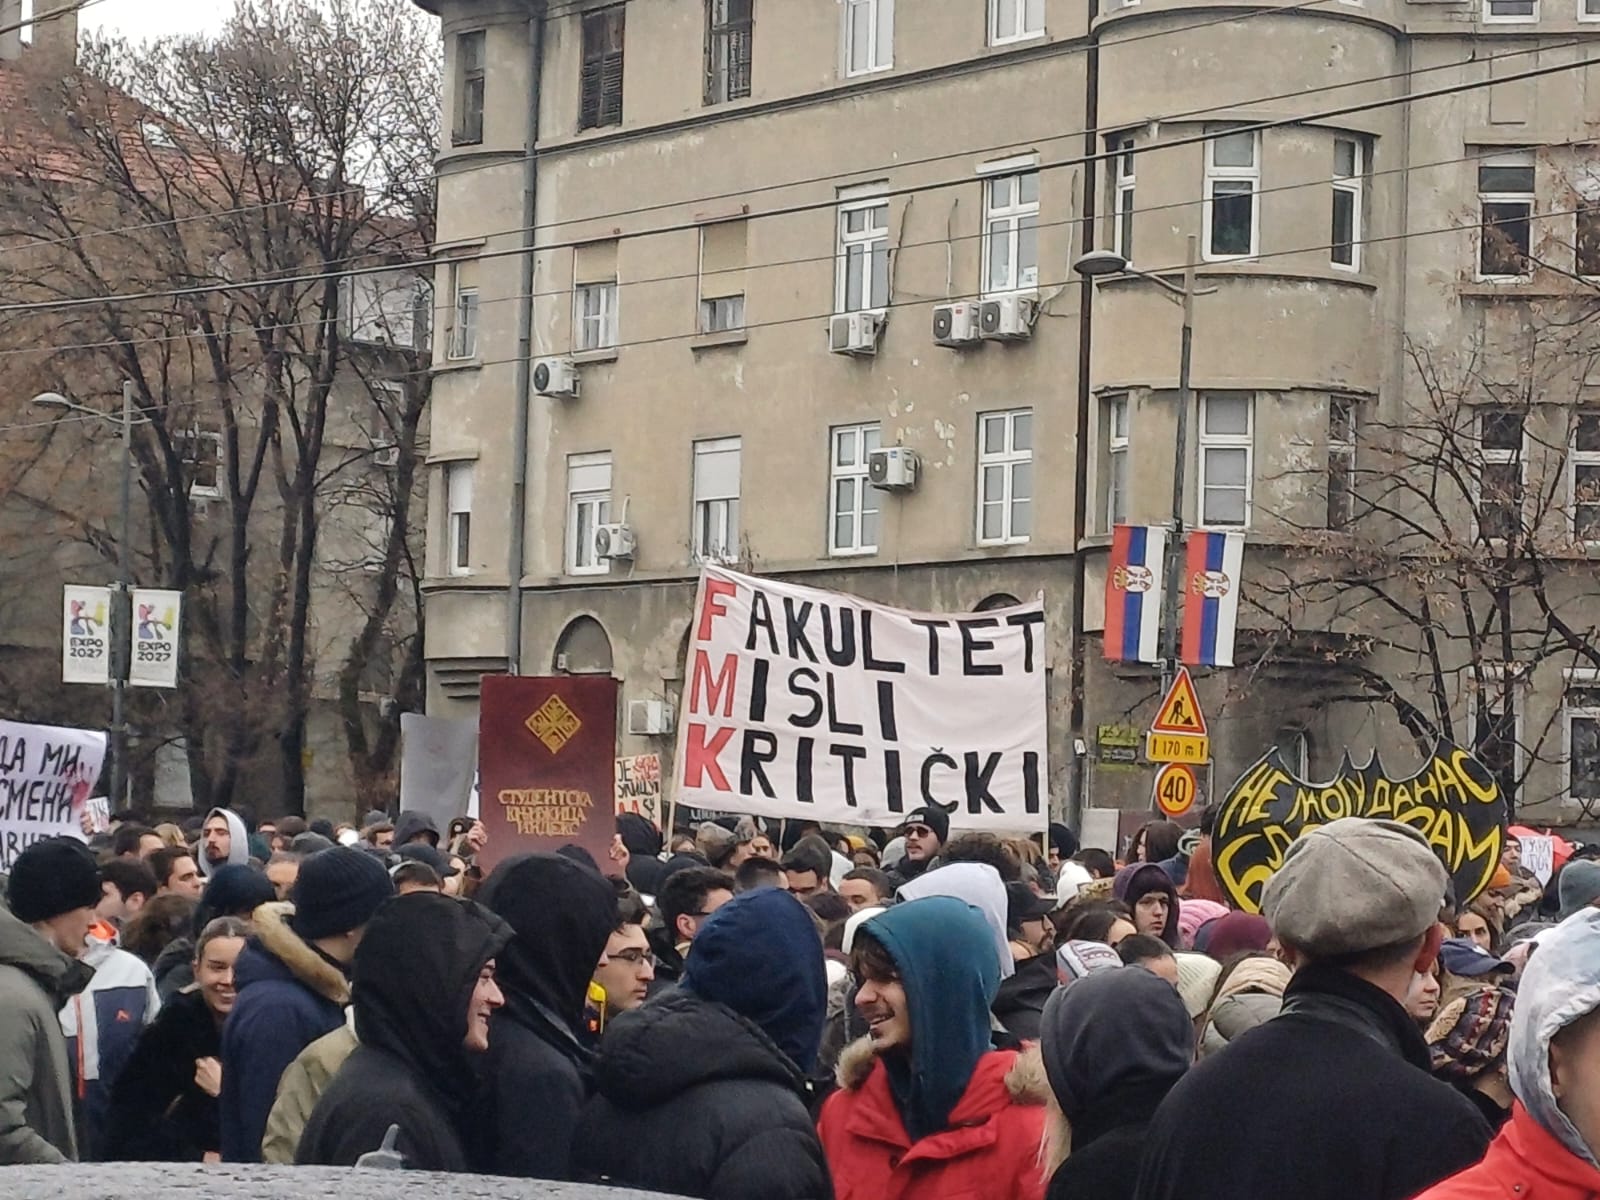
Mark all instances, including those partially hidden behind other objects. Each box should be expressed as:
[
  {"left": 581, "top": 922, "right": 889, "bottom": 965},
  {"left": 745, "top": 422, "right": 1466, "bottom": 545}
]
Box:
[
  {"left": 6, "top": 837, "right": 104, "bottom": 944},
  {"left": 219, "top": 849, "right": 393, "bottom": 1161}
]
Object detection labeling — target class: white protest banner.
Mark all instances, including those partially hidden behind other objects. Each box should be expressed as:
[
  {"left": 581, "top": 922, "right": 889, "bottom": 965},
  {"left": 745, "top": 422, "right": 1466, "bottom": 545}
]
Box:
[
  {"left": 1519, "top": 834, "right": 1555, "bottom": 886},
  {"left": 616, "top": 753, "right": 663, "bottom": 828},
  {"left": 63, "top": 585, "right": 112, "bottom": 685},
  {"left": 129, "top": 588, "right": 182, "bottom": 689},
  {"left": 0, "top": 719, "right": 107, "bottom": 872},
  {"left": 674, "top": 566, "right": 1048, "bottom": 831},
  {"left": 400, "top": 713, "right": 479, "bottom": 828}
]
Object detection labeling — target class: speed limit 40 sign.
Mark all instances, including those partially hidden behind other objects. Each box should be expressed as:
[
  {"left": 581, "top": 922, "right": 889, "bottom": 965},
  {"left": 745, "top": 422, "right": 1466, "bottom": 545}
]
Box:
[{"left": 1153, "top": 762, "right": 1199, "bottom": 818}]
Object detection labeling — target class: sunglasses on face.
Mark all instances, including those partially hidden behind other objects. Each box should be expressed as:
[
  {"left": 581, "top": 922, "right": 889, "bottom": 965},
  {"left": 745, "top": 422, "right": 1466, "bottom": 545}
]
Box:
[{"left": 904, "top": 825, "right": 934, "bottom": 838}]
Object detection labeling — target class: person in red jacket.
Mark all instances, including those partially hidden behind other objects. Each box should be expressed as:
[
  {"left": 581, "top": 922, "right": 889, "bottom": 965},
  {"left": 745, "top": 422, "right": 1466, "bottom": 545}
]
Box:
[
  {"left": 817, "top": 895, "right": 1047, "bottom": 1200},
  {"left": 1416, "top": 908, "right": 1600, "bottom": 1200}
]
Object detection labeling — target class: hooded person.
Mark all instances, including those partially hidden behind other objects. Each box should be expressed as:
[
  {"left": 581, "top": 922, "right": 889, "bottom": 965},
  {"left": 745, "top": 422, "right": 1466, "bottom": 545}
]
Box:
[
  {"left": 616, "top": 812, "right": 669, "bottom": 897},
  {"left": 391, "top": 810, "right": 441, "bottom": 849},
  {"left": 1112, "top": 863, "right": 1180, "bottom": 948},
  {"left": 1041, "top": 967, "right": 1193, "bottom": 1200},
  {"left": 1416, "top": 908, "right": 1600, "bottom": 1199},
  {"left": 154, "top": 865, "right": 276, "bottom": 1002},
  {"left": 219, "top": 847, "right": 394, "bottom": 1162},
  {"left": 818, "top": 896, "right": 1049, "bottom": 1200},
  {"left": 1133, "top": 819, "right": 1491, "bottom": 1200},
  {"left": 1557, "top": 858, "right": 1600, "bottom": 919},
  {"left": 897, "top": 861, "right": 1015, "bottom": 980},
  {"left": 0, "top": 838, "right": 99, "bottom": 1163},
  {"left": 476, "top": 853, "right": 618, "bottom": 1179},
  {"left": 573, "top": 888, "right": 831, "bottom": 1200},
  {"left": 1196, "top": 953, "right": 1292, "bottom": 1059},
  {"left": 296, "top": 894, "right": 511, "bottom": 1171},
  {"left": 197, "top": 807, "right": 250, "bottom": 880}
]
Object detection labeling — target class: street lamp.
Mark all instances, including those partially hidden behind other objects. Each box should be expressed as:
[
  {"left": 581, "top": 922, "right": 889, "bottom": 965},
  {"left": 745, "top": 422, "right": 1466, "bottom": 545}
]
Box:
[
  {"left": 1074, "top": 236, "right": 1213, "bottom": 695},
  {"left": 33, "top": 380, "right": 137, "bottom": 810}
]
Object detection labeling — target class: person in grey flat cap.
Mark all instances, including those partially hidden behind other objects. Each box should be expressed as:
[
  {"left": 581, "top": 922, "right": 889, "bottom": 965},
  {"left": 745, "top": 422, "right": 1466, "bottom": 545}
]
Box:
[{"left": 1133, "top": 818, "right": 1492, "bottom": 1200}]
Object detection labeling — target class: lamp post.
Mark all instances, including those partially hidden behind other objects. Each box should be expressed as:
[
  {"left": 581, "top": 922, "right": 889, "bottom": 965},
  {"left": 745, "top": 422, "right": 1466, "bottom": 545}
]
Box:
[
  {"left": 1074, "top": 236, "right": 1212, "bottom": 695},
  {"left": 34, "top": 380, "right": 137, "bottom": 808}
]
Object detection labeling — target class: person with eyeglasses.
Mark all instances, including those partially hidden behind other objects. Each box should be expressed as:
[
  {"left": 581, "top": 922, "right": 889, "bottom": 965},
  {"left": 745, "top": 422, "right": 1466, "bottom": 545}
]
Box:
[
  {"left": 646, "top": 866, "right": 735, "bottom": 992},
  {"left": 887, "top": 806, "right": 950, "bottom": 887},
  {"left": 591, "top": 890, "right": 655, "bottom": 1028}
]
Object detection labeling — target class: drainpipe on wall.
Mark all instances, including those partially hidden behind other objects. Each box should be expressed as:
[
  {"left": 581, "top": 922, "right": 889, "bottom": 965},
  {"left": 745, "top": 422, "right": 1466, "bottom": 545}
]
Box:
[
  {"left": 1066, "top": 0, "right": 1101, "bottom": 831},
  {"left": 506, "top": 1, "right": 545, "bottom": 675}
]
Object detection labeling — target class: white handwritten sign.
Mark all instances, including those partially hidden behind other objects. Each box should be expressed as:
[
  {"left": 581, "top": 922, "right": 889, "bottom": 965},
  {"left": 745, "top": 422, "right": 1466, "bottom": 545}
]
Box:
[
  {"left": 0, "top": 720, "right": 107, "bottom": 872},
  {"left": 1519, "top": 834, "right": 1555, "bottom": 886},
  {"left": 615, "top": 753, "right": 662, "bottom": 828},
  {"left": 674, "top": 566, "right": 1048, "bottom": 831}
]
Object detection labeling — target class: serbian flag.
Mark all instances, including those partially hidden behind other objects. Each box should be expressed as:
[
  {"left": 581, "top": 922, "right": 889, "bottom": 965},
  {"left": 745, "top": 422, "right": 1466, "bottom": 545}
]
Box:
[
  {"left": 1104, "top": 524, "right": 1166, "bottom": 663},
  {"left": 1181, "top": 530, "right": 1245, "bottom": 667}
]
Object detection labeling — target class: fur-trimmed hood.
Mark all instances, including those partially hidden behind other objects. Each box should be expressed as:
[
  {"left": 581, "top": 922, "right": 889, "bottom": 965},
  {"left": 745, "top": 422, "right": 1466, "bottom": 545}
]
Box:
[
  {"left": 834, "top": 1034, "right": 1049, "bottom": 1106},
  {"left": 238, "top": 901, "right": 349, "bottom": 1005}
]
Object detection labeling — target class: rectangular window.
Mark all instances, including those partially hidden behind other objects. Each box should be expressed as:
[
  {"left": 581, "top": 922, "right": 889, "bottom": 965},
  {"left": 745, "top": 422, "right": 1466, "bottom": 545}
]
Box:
[
  {"left": 693, "top": 437, "right": 741, "bottom": 563},
  {"left": 181, "top": 429, "right": 223, "bottom": 500},
  {"left": 977, "top": 409, "right": 1033, "bottom": 545},
  {"left": 1199, "top": 391, "right": 1253, "bottom": 527},
  {"left": 836, "top": 199, "right": 890, "bottom": 314},
  {"left": 1572, "top": 410, "right": 1600, "bottom": 540},
  {"left": 1578, "top": 204, "right": 1600, "bottom": 276},
  {"left": 830, "top": 424, "right": 882, "bottom": 556},
  {"left": 1331, "top": 137, "right": 1363, "bottom": 270},
  {"left": 699, "top": 220, "right": 746, "bottom": 332},
  {"left": 1204, "top": 129, "right": 1260, "bottom": 260},
  {"left": 446, "top": 462, "right": 473, "bottom": 576},
  {"left": 1585, "top": 0, "right": 1600, "bottom": 18},
  {"left": 453, "top": 30, "right": 485, "bottom": 145},
  {"left": 447, "top": 259, "right": 478, "bottom": 360},
  {"left": 1105, "top": 394, "right": 1129, "bottom": 531},
  {"left": 566, "top": 452, "right": 613, "bottom": 575},
  {"left": 1112, "top": 136, "right": 1136, "bottom": 263},
  {"left": 1328, "top": 394, "right": 1358, "bottom": 529},
  {"left": 705, "top": 0, "right": 753, "bottom": 104},
  {"left": 990, "top": 0, "right": 1044, "bottom": 44},
  {"left": 983, "top": 172, "right": 1040, "bottom": 295},
  {"left": 1481, "top": 670, "right": 1525, "bottom": 800},
  {"left": 1485, "top": 0, "right": 1537, "bottom": 20},
  {"left": 580, "top": 6, "right": 626, "bottom": 130},
  {"left": 575, "top": 282, "right": 618, "bottom": 351},
  {"left": 1478, "top": 150, "right": 1534, "bottom": 278},
  {"left": 1478, "top": 407, "right": 1525, "bottom": 540},
  {"left": 844, "top": 0, "right": 893, "bottom": 76},
  {"left": 1565, "top": 673, "right": 1600, "bottom": 804}
]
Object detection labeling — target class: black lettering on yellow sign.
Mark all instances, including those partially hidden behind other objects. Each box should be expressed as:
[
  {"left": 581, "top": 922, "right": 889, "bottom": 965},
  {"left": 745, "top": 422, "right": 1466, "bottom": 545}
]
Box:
[{"left": 1212, "top": 739, "right": 1506, "bottom": 913}]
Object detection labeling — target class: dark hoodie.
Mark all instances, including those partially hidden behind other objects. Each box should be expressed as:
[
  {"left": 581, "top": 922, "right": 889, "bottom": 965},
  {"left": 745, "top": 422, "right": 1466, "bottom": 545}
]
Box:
[
  {"left": 392, "top": 811, "right": 440, "bottom": 848},
  {"left": 617, "top": 812, "right": 669, "bottom": 896},
  {"left": 476, "top": 853, "right": 617, "bottom": 1179},
  {"left": 297, "top": 894, "right": 511, "bottom": 1170},
  {"left": 573, "top": 888, "right": 832, "bottom": 1200},
  {"left": 1113, "top": 862, "right": 1181, "bottom": 948},
  {"left": 1041, "top": 968, "right": 1192, "bottom": 1200}
]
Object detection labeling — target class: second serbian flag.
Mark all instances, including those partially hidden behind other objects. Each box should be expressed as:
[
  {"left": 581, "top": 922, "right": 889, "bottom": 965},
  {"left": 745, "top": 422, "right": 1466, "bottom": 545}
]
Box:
[{"left": 1181, "top": 530, "right": 1245, "bottom": 668}]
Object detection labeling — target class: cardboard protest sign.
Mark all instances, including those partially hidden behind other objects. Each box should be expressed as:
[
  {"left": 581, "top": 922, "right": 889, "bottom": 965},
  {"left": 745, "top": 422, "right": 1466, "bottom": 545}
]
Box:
[
  {"left": 1518, "top": 834, "right": 1555, "bottom": 886},
  {"left": 615, "top": 753, "right": 662, "bottom": 828},
  {"left": 674, "top": 566, "right": 1049, "bottom": 831},
  {"left": 477, "top": 675, "right": 618, "bottom": 874},
  {"left": 0, "top": 720, "right": 107, "bottom": 871},
  {"left": 1213, "top": 739, "right": 1506, "bottom": 913}
]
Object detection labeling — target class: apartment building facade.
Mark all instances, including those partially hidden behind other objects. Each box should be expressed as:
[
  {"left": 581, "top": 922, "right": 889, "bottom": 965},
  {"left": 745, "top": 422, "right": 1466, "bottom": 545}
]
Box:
[{"left": 417, "top": 0, "right": 1600, "bottom": 827}]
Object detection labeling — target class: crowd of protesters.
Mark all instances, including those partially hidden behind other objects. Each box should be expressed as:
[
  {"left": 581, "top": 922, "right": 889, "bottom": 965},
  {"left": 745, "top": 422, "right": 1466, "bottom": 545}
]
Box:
[{"left": 2, "top": 798, "right": 1599, "bottom": 1200}]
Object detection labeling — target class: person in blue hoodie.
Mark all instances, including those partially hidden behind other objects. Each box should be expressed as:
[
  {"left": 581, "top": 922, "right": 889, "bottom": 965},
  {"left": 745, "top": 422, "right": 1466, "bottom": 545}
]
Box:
[{"left": 573, "top": 886, "right": 832, "bottom": 1200}]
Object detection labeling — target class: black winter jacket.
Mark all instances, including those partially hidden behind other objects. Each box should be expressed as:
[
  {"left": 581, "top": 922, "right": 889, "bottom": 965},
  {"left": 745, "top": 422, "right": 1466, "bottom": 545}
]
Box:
[
  {"left": 1047, "top": 1078, "right": 1176, "bottom": 1200},
  {"left": 993, "top": 953, "right": 1057, "bottom": 1043},
  {"left": 573, "top": 990, "right": 833, "bottom": 1200},
  {"left": 1132, "top": 964, "right": 1492, "bottom": 1200},
  {"left": 103, "top": 989, "right": 222, "bottom": 1161}
]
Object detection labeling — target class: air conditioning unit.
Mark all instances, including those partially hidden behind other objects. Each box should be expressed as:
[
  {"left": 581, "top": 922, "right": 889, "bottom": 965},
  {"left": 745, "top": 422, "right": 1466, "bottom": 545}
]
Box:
[
  {"left": 932, "top": 302, "right": 981, "bottom": 348},
  {"left": 627, "top": 698, "right": 676, "bottom": 737},
  {"left": 594, "top": 522, "right": 636, "bottom": 561},
  {"left": 868, "top": 446, "right": 919, "bottom": 492},
  {"left": 979, "top": 295, "right": 1037, "bottom": 341},
  {"left": 533, "top": 356, "right": 580, "bottom": 398},
  {"left": 828, "top": 312, "right": 881, "bottom": 356}
]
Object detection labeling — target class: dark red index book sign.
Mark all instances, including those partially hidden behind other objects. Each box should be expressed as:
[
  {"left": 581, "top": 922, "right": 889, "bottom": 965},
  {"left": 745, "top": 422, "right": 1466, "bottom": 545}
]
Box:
[{"left": 476, "top": 674, "right": 620, "bottom": 875}]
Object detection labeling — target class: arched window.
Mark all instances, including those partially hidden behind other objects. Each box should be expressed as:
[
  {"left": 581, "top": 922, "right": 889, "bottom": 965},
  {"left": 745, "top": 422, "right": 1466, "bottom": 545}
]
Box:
[{"left": 553, "top": 615, "right": 614, "bottom": 675}]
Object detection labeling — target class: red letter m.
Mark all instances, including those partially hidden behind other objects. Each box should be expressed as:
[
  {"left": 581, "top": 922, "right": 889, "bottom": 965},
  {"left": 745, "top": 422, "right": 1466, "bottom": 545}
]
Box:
[{"left": 689, "top": 650, "right": 738, "bottom": 718}]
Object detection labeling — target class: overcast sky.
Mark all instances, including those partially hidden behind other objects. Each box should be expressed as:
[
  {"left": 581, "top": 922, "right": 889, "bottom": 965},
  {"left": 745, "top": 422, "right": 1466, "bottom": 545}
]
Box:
[{"left": 80, "top": 0, "right": 229, "bottom": 42}]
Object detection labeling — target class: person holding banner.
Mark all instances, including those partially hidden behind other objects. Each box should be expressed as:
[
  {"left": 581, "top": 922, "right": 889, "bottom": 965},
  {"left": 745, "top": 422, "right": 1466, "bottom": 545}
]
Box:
[{"left": 0, "top": 838, "right": 100, "bottom": 1163}]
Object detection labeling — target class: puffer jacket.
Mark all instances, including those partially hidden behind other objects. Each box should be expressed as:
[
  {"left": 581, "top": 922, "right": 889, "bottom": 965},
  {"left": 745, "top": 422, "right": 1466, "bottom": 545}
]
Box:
[
  {"left": 1416, "top": 1103, "right": 1600, "bottom": 1199},
  {"left": 1196, "top": 958, "right": 1290, "bottom": 1059},
  {"left": 218, "top": 902, "right": 349, "bottom": 1161},
  {"left": 817, "top": 1037, "right": 1049, "bottom": 1200},
  {"left": 573, "top": 990, "right": 832, "bottom": 1200},
  {"left": 0, "top": 904, "right": 93, "bottom": 1163}
]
